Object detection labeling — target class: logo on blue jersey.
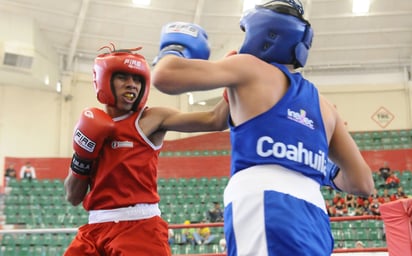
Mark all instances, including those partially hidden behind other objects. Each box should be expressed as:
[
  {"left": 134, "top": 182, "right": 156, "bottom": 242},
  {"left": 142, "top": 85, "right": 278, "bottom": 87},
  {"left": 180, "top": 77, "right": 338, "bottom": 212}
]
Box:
[
  {"left": 256, "top": 136, "right": 326, "bottom": 174},
  {"left": 287, "top": 108, "right": 314, "bottom": 129}
]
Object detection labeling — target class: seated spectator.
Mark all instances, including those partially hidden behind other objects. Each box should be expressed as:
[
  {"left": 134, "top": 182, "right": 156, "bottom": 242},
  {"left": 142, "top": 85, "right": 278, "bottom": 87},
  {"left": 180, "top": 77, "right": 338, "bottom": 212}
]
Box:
[
  {"left": 368, "top": 188, "right": 383, "bottom": 203},
  {"left": 344, "top": 194, "right": 357, "bottom": 216},
  {"left": 332, "top": 192, "right": 346, "bottom": 205},
  {"left": 355, "top": 240, "right": 365, "bottom": 248},
  {"left": 385, "top": 172, "right": 400, "bottom": 189},
  {"left": 356, "top": 196, "right": 368, "bottom": 208},
  {"left": 379, "top": 162, "right": 391, "bottom": 181},
  {"left": 181, "top": 220, "right": 196, "bottom": 246},
  {"left": 219, "top": 237, "right": 227, "bottom": 252},
  {"left": 334, "top": 200, "right": 348, "bottom": 217},
  {"left": 168, "top": 228, "right": 175, "bottom": 245},
  {"left": 381, "top": 189, "right": 393, "bottom": 203},
  {"left": 393, "top": 186, "right": 408, "bottom": 200},
  {"left": 193, "top": 219, "right": 217, "bottom": 245},
  {"left": 19, "top": 161, "right": 36, "bottom": 180},
  {"left": 355, "top": 199, "right": 372, "bottom": 216},
  {"left": 207, "top": 202, "right": 224, "bottom": 222},
  {"left": 345, "top": 193, "right": 357, "bottom": 208},
  {"left": 4, "top": 163, "right": 17, "bottom": 185},
  {"left": 369, "top": 198, "right": 381, "bottom": 216},
  {"left": 336, "top": 241, "right": 346, "bottom": 249},
  {"left": 354, "top": 204, "right": 365, "bottom": 216},
  {"left": 325, "top": 200, "right": 335, "bottom": 217}
]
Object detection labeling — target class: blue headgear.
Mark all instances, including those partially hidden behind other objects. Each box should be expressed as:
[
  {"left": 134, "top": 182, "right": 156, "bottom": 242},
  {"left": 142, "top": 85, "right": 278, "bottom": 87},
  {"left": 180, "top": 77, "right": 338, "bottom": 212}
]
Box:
[{"left": 239, "top": 0, "right": 313, "bottom": 68}]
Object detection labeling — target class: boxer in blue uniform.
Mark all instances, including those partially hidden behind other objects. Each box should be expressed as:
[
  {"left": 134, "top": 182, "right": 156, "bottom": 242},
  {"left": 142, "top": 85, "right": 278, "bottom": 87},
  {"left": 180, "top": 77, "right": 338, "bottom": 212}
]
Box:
[{"left": 152, "top": 1, "right": 375, "bottom": 255}]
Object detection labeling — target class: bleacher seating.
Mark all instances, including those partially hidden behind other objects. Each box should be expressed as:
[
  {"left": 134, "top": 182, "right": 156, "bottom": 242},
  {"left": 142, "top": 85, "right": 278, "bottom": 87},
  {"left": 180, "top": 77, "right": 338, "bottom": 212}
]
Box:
[
  {"left": 351, "top": 129, "right": 412, "bottom": 150},
  {"left": 0, "top": 233, "right": 70, "bottom": 256},
  {"left": 3, "top": 179, "right": 87, "bottom": 228},
  {"left": 0, "top": 177, "right": 229, "bottom": 255},
  {"left": 158, "top": 176, "right": 226, "bottom": 224},
  {"left": 2, "top": 128, "right": 412, "bottom": 254}
]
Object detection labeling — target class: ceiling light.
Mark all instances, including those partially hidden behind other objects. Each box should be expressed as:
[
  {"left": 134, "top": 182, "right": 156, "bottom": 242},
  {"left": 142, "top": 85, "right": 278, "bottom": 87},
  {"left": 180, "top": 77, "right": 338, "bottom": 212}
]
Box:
[
  {"left": 187, "top": 92, "right": 194, "bottom": 105},
  {"left": 56, "top": 81, "right": 62, "bottom": 93},
  {"left": 44, "top": 75, "right": 50, "bottom": 85},
  {"left": 132, "top": 0, "right": 150, "bottom": 6},
  {"left": 352, "top": 0, "right": 371, "bottom": 15}
]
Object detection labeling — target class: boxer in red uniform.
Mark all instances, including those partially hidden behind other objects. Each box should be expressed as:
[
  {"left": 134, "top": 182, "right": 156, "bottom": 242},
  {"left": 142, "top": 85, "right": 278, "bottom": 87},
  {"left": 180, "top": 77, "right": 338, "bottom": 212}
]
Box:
[{"left": 63, "top": 43, "right": 228, "bottom": 256}]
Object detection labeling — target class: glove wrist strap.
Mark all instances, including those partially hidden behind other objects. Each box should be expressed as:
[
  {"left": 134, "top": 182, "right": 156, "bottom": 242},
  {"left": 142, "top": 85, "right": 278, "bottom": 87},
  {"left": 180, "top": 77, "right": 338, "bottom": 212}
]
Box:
[
  {"left": 152, "top": 45, "right": 185, "bottom": 66},
  {"left": 71, "top": 170, "right": 90, "bottom": 180},
  {"left": 328, "top": 164, "right": 341, "bottom": 191},
  {"left": 70, "top": 153, "right": 93, "bottom": 177}
]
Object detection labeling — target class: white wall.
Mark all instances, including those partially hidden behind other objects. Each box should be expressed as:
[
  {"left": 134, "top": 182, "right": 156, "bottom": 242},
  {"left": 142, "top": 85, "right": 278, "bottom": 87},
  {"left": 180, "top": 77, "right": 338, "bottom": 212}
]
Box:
[{"left": 0, "top": 85, "right": 61, "bottom": 158}]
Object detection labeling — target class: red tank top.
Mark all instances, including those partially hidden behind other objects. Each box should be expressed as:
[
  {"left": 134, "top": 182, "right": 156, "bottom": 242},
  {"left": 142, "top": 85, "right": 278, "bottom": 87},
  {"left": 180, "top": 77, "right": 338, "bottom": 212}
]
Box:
[{"left": 83, "top": 110, "right": 161, "bottom": 210}]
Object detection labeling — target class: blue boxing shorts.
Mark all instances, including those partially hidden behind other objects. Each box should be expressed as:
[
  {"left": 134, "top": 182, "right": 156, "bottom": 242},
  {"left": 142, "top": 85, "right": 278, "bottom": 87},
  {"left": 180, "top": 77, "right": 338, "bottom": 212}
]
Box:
[{"left": 223, "top": 165, "right": 334, "bottom": 256}]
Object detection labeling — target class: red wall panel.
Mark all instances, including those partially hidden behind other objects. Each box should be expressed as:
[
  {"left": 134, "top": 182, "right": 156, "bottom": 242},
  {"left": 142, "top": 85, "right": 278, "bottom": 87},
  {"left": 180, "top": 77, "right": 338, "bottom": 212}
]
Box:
[{"left": 4, "top": 132, "right": 412, "bottom": 180}]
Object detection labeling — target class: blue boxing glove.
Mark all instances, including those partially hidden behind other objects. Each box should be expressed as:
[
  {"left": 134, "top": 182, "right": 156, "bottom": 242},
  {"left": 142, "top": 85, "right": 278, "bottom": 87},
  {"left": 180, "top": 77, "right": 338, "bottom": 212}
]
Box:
[
  {"left": 322, "top": 158, "right": 341, "bottom": 191},
  {"left": 153, "top": 22, "right": 210, "bottom": 65}
]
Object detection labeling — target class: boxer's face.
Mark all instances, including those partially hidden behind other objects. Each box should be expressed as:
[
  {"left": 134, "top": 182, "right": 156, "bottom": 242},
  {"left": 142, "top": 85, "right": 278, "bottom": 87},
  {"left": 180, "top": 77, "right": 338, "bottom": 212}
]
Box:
[{"left": 112, "top": 72, "right": 142, "bottom": 112}]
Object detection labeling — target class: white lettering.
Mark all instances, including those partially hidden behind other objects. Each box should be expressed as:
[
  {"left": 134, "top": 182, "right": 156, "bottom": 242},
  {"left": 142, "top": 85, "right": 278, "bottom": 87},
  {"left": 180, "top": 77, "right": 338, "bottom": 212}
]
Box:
[
  {"left": 287, "top": 108, "right": 314, "bottom": 129},
  {"left": 256, "top": 136, "right": 326, "bottom": 173},
  {"left": 124, "top": 59, "right": 142, "bottom": 70},
  {"left": 74, "top": 129, "right": 96, "bottom": 153}
]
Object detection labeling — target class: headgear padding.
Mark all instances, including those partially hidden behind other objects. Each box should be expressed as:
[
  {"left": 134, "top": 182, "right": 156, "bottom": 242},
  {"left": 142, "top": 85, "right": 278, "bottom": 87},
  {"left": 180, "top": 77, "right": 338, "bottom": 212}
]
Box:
[
  {"left": 93, "top": 47, "right": 151, "bottom": 112},
  {"left": 239, "top": 0, "right": 313, "bottom": 68}
]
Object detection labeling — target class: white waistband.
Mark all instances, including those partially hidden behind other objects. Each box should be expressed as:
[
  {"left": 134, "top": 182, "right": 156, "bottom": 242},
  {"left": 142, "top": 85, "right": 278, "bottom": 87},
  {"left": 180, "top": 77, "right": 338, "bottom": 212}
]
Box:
[
  {"left": 224, "top": 165, "right": 326, "bottom": 213},
  {"left": 88, "top": 203, "right": 161, "bottom": 224}
]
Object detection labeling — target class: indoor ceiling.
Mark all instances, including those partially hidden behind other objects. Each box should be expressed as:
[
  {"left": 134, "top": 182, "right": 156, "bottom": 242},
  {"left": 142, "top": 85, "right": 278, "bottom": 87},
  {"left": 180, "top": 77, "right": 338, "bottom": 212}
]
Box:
[{"left": 1, "top": 0, "right": 412, "bottom": 76}]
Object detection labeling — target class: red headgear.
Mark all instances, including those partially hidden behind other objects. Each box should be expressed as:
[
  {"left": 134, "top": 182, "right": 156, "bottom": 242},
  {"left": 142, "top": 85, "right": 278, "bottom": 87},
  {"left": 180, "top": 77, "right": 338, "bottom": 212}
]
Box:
[{"left": 93, "top": 44, "right": 151, "bottom": 112}]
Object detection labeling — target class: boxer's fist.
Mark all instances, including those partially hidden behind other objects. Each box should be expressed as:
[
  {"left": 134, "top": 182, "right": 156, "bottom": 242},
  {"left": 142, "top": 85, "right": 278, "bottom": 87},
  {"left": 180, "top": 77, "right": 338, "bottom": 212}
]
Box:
[
  {"left": 71, "top": 108, "right": 114, "bottom": 177},
  {"left": 322, "top": 158, "right": 341, "bottom": 191},
  {"left": 153, "top": 22, "right": 210, "bottom": 65}
]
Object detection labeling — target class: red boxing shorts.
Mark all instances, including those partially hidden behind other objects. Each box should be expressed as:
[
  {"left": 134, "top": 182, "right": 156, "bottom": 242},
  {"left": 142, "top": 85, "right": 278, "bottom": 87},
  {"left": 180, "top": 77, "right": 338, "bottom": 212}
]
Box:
[{"left": 64, "top": 216, "right": 171, "bottom": 256}]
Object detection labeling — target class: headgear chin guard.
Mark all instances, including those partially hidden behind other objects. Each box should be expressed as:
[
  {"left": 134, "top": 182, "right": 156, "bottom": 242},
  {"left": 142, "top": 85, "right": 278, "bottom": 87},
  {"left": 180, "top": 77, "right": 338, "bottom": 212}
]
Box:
[
  {"left": 239, "top": 0, "right": 313, "bottom": 68},
  {"left": 93, "top": 44, "right": 151, "bottom": 112}
]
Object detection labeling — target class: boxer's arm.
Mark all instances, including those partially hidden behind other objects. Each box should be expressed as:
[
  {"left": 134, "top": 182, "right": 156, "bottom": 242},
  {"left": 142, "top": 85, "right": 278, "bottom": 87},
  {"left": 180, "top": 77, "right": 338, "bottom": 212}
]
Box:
[
  {"left": 152, "top": 23, "right": 259, "bottom": 96},
  {"left": 328, "top": 110, "right": 374, "bottom": 197},
  {"left": 65, "top": 108, "right": 114, "bottom": 205},
  {"left": 64, "top": 170, "right": 89, "bottom": 206},
  {"left": 149, "top": 98, "right": 229, "bottom": 133}
]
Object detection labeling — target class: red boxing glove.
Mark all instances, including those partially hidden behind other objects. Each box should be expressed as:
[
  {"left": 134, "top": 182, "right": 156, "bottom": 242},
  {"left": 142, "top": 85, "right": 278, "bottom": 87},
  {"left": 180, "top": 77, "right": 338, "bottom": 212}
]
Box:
[{"left": 71, "top": 108, "right": 114, "bottom": 178}]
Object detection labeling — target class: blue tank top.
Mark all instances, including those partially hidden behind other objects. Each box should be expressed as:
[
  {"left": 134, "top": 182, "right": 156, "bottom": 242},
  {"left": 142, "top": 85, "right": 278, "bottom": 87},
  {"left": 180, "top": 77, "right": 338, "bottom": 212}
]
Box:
[{"left": 229, "top": 63, "right": 328, "bottom": 184}]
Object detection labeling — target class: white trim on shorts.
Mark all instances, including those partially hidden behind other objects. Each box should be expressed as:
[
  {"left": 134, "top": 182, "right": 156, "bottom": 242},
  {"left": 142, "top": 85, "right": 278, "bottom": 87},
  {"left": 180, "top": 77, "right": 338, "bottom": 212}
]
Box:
[
  {"left": 224, "top": 164, "right": 326, "bottom": 213},
  {"left": 88, "top": 203, "right": 161, "bottom": 224}
]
